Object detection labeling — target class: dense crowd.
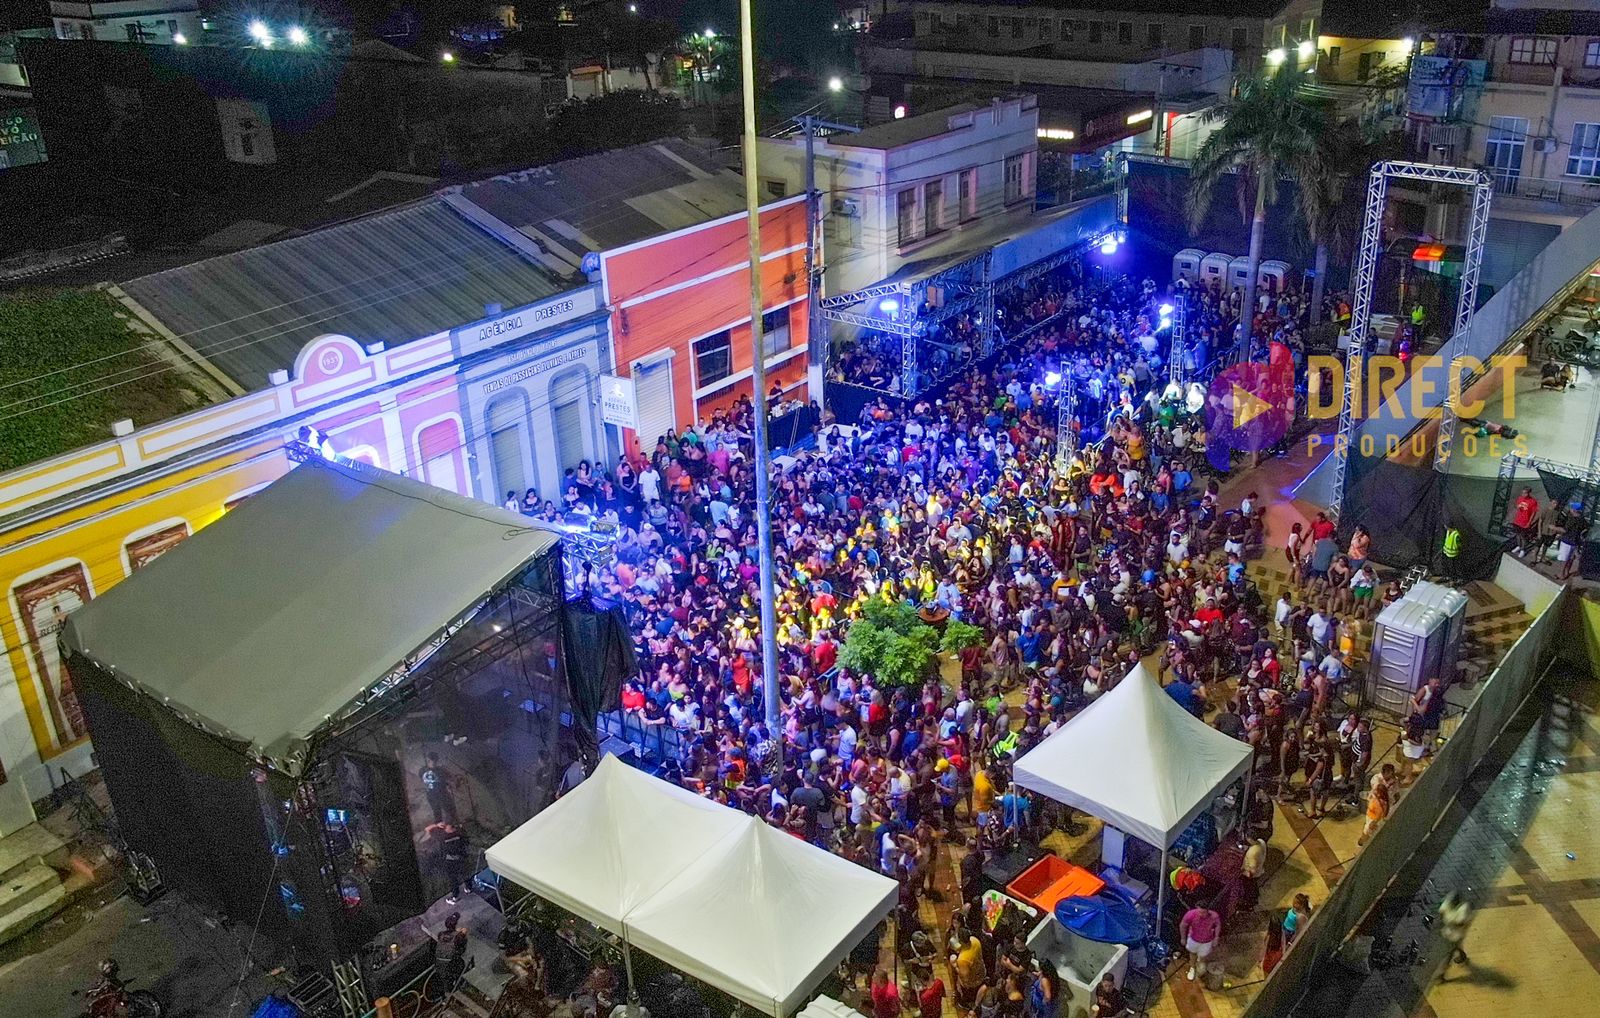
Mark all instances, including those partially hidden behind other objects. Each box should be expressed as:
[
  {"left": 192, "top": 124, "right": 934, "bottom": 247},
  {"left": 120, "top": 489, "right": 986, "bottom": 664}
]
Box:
[{"left": 500, "top": 262, "right": 1397, "bottom": 1011}]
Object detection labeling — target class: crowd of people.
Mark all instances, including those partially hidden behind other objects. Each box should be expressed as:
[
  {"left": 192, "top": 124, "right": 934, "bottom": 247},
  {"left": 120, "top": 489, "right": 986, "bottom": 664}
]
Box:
[{"left": 481, "top": 257, "right": 1425, "bottom": 1017}]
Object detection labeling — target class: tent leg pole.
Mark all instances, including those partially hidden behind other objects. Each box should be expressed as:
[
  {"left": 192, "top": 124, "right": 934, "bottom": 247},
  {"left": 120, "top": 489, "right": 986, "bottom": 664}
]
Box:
[
  {"left": 1156, "top": 847, "right": 1169, "bottom": 937},
  {"left": 623, "top": 939, "right": 639, "bottom": 1018},
  {"left": 1241, "top": 765, "right": 1254, "bottom": 837}
]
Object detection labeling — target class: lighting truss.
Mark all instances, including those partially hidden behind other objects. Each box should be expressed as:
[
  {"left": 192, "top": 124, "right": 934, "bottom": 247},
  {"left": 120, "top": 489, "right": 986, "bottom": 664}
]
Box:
[
  {"left": 1490, "top": 450, "right": 1600, "bottom": 541},
  {"left": 1329, "top": 160, "right": 1492, "bottom": 521},
  {"left": 1168, "top": 292, "right": 1188, "bottom": 386}
]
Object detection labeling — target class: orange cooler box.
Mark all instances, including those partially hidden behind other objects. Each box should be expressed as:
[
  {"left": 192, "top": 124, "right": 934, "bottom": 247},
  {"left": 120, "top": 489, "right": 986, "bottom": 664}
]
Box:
[{"left": 1006, "top": 854, "right": 1106, "bottom": 913}]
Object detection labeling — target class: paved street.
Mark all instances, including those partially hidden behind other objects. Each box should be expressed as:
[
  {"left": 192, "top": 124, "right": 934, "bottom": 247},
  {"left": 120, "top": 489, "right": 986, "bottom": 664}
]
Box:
[{"left": 0, "top": 889, "right": 290, "bottom": 1018}]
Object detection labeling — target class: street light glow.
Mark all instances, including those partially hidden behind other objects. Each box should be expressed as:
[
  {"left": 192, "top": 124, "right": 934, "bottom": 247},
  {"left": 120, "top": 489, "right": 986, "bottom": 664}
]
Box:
[
  {"left": 704, "top": 27, "right": 715, "bottom": 38},
  {"left": 828, "top": 76, "right": 844, "bottom": 92},
  {"left": 1159, "top": 303, "right": 1174, "bottom": 317},
  {"left": 1402, "top": 36, "right": 1415, "bottom": 50},
  {"left": 1266, "top": 47, "right": 1285, "bottom": 64},
  {"left": 441, "top": 51, "right": 455, "bottom": 62},
  {"left": 247, "top": 19, "right": 269, "bottom": 42},
  {"left": 173, "top": 32, "right": 187, "bottom": 44},
  {"left": 1297, "top": 39, "right": 1313, "bottom": 58},
  {"left": 1045, "top": 371, "right": 1062, "bottom": 386},
  {"left": 288, "top": 25, "right": 309, "bottom": 46}
]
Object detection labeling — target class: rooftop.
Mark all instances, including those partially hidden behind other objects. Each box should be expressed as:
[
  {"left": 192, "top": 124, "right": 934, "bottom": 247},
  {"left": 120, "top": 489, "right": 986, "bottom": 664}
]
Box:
[
  {"left": 834, "top": 104, "right": 986, "bottom": 150},
  {"left": 120, "top": 197, "right": 569, "bottom": 391},
  {"left": 451, "top": 138, "right": 744, "bottom": 264},
  {"left": 907, "top": 0, "right": 1293, "bottom": 17}
]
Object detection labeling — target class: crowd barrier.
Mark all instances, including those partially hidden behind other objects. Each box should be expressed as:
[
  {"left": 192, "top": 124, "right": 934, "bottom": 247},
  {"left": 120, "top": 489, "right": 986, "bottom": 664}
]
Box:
[{"left": 1241, "top": 585, "right": 1567, "bottom": 1018}]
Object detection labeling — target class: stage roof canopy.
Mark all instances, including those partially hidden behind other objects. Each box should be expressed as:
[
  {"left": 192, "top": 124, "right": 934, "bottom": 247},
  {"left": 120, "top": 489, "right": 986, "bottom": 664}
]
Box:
[
  {"left": 487, "top": 755, "right": 898, "bottom": 1016},
  {"left": 61, "top": 458, "right": 558, "bottom": 771},
  {"left": 1013, "top": 664, "right": 1253, "bottom": 848}
]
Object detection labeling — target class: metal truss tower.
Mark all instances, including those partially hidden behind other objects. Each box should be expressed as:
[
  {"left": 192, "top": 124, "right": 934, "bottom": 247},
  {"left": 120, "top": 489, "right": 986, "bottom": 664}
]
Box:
[{"left": 1328, "top": 161, "right": 1492, "bottom": 521}]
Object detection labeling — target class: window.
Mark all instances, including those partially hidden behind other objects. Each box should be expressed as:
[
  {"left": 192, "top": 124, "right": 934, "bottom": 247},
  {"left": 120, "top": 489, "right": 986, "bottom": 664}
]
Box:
[
  {"left": 1011, "top": 18, "right": 1023, "bottom": 39},
  {"left": 124, "top": 22, "right": 141, "bottom": 42},
  {"left": 1188, "top": 25, "right": 1205, "bottom": 50},
  {"left": 764, "top": 178, "right": 787, "bottom": 199},
  {"left": 761, "top": 307, "right": 792, "bottom": 357},
  {"left": 1147, "top": 24, "right": 1163, "bottom": 49},
  {"left": 1568, "top": 123, "right": 1600, "bottom": 178},
  {"left": 897, "top": 188, "right": 917, "bottom": 246},
  {"left": 1117, "top": 22, "right": 1132, "bottom": 45},
  {"left": 1485, "top": 115, "right": 1529, "bottom": 190},
  {"left": 1089, "top": 22, "right": 1101, "bottom": 44},
  {"left": 1509, "top": 36, "right": 1557, "bottom": 65},
  {"left": 1586, "top": 39, "right": 1600, "bottom": 68},
  {"left": 924, "top": 178, "right": 944, "bottom": 235},
  {"left": 958, "top": 167, "right": 978, "bottom": 220},
  {"left": 1358, "top": 51, "right": 1385, "bottom": 81},
  {"left": 1004, "top": 153, "right": 1025, "bottom": 204},
  {"left": 1329, "top": 45, "right": 1342, "bottom": 67},
  {"left": 694, "top": 331, "right": 732, "bottom": 387},
  {"left": 987, "top": 16, "right": 998, "bottom": 38},
  {"left": 1231, "top": 27, "right": 1247, "bottom": 50}
]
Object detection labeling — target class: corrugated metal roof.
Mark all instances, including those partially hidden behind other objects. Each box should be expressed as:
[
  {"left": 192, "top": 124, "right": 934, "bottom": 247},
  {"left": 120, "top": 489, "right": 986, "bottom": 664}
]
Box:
[
  {"left": 121, "top": 198, "right": 569, "bottom": 391},
  {"left": 454, "top": 138, "right": 744, "bottom": 258}
]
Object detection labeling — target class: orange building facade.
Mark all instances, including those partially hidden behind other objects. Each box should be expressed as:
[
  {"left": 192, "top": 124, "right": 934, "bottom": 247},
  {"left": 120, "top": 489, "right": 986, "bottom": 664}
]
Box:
[{"left": 601, "top": 196, "right": 812, "bottom": 453}]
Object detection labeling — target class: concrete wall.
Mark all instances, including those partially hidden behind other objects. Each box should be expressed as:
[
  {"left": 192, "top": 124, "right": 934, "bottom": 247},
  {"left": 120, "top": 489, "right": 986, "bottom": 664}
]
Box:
[{"left": 865, "top": 44, "right": 1234, "bottom": 97}]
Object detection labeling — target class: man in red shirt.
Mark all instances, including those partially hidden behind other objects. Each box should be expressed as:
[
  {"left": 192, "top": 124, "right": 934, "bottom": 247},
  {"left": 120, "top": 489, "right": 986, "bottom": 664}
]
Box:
[
  {"left": 916, "top": 976, "right": 945, "bottom": 1018},
  {"left": 1512, "top": 487, "right": 1539, "bottom": 555},
  {"left": 869, "top": 969, "right": 901, "bottom": 1018},
  {"left": 1310, "top": 511, "right": 1337, "bottom": 542}
]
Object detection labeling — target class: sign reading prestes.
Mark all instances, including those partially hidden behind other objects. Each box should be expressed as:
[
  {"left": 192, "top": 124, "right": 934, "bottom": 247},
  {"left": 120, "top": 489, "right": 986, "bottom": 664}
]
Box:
[{"left": 599, "top": 374, "right": 637, "bottom": 429}]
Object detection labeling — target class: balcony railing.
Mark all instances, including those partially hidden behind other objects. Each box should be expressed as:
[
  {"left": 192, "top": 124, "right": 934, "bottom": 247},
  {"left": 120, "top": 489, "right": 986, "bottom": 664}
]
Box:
[{"left": 1489, "top": 172, "right": 1600, "bottom": 207}]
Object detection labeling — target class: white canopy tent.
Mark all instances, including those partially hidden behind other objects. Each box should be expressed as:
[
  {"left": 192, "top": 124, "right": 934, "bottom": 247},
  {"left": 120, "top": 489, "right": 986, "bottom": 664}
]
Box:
[
  {"left": 1012, "top": 664, "right": 1253, "bottom": 923},
  {"left": 486, "top": 756, "right": 897, "bottom": 1016}
]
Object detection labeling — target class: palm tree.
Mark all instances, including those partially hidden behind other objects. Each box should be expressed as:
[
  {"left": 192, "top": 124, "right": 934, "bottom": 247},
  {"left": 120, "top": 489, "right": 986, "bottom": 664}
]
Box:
[
  {"left": 1187, "top": 63, "right": 1328, "bottom": 362},
  {"left": 1300, "top": 121, "right": 1405, "bottom": 325}
]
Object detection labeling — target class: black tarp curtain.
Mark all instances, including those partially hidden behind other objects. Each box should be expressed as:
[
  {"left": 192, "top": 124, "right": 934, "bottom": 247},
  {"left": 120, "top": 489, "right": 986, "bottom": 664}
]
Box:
[
  {"left": 1340, "top": 453, "right": 1503, "bottom": 582},
  {"left": 561, "top": 597, "right": 634, "bottom": 747}
]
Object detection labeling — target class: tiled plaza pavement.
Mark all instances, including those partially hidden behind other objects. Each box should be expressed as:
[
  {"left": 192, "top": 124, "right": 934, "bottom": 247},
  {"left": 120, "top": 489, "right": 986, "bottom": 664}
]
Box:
[{"left": 1292, "top": 671, "right": 1600, "bottom": 1018}]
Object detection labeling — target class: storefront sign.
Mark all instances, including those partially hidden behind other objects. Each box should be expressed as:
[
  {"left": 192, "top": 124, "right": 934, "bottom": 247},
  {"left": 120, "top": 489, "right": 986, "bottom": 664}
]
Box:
[
  {"left": 456, "top": 286, "right": 598, "bottom": 356},
  {"left": 599, "top": 374, "right": 637, "bottom": 429},
  {"left": 482, "top": 347, "right": 586, "bottom": 394}
]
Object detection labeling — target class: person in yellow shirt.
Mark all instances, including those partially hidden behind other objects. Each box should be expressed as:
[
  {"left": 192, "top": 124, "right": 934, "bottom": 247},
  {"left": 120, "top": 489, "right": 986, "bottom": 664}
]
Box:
[{"left": 973, "top": 765, "right": 997, "bottom": 829}]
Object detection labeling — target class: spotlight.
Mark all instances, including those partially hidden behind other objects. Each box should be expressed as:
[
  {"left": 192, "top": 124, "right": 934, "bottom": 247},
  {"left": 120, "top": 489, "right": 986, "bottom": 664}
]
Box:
[
  {"left": 828, "top": 76, "right": 844, "bottom": 92},
  {"left": 1401, "top": 36, "right": 1414, "bottom": 50},
  {"left": 173, "top": 32, "right": 188, "bottom": 44},
  {"left": 1159, "top": 317, "right": 1173, "bottom": 331},
  {"left": 1100, "top": 236, "right": 1118, "bottom": 255},
  {"left": 1297, "top": 39, "right": 1313, "bottom": 59},
  {"left": 441, "top": 51, "right": 455, "bottom": 62},
  {"left": 878, "top": 297, "right": 900, "bottom": 313},
  {"left": 1266, "top": 48, "right": 1285, "bottom": 64},
  {"left": 247, "top": 19, "right": 269, "bottom": 42},
  {"left": 1045, "top": 371, "right": 1062, "bottom": 386},
  {"left": 320, "top": 439, "right": 336, "bottom": 461},
  {"left": 288, "top": 25, "right": 308, "bottom": 46},
  {"left": 894, "top": 105, "right": 907, "bottom": 119},
  {"left": 1159, "top": 303, "right": 1174, "bottom": 317}
]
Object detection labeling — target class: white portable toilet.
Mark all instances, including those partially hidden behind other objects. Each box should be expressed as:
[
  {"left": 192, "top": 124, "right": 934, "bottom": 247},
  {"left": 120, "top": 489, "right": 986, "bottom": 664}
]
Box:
[
  {"left": 1173, "top": 248, "right": 1205, "bottom": 282},
  {"left": 1227, "top": 255, "right": 1253, "bottom": 291},
  {"left": 1367, "top": 589, "right": 1458, "bottom": 714},
  {"left": 1259, "top": 259, "right": 1290, "bottom": 293},
  {"left": 1405, "top": 580, "right": 1470, "bottom": 683},
  {"left": 1199, "top": 252, "right": 1232, "bottom": 288}
]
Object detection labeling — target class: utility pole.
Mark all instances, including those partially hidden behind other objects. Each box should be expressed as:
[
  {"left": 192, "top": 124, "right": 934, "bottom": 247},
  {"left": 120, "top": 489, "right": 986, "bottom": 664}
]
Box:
[
  {"left": 804, "top": 115, "right": 824, "bottom": 400},
  {"left": 737, "top": 0, "right": 784, "bottom": 770}
]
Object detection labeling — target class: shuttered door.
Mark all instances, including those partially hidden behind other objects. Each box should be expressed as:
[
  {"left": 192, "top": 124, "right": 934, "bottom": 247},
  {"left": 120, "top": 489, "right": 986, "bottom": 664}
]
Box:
[
  {"left": 633, "top": 358, "right": 675, "bottom": 450},
  {"left": 487, "top": 396, "right": 528, "bottom": 500},
  {"left": 554, "top": 398, "right": 586, "bottom": 473}
]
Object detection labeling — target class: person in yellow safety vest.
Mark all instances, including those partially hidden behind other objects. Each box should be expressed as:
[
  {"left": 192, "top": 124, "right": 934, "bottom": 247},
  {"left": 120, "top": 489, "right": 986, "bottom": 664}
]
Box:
[
  {"left": 1411, "top": 304, "right": 1426, "bottom": 328},
  {"left": 1442, "top": 525, "right": 1462, "bottom": 580}
]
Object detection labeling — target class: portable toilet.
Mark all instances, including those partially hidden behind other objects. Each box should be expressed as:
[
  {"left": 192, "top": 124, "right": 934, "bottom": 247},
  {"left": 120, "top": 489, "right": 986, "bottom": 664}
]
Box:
[
  {"left": 1173, "top": 248, "right": 1204, "bottom": 282},
  {"left": 1368, "top": 594, "right": 1452, "bottom": 714},
  {"left": 1227, "top": 255, "right": 1253, "bottom": 291},
  {"left": 1259, "top": 259, "right": 1290, "bottom": 293},
  {"left": 1405, "top": 581, "right": 1469, "bottom": 683},
  {"left": 1199, "top": 252, "right": 1232, "bottom": 288}
]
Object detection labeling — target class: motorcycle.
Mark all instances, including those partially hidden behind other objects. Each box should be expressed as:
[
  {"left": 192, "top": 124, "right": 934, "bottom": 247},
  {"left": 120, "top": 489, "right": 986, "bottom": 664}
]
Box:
[{"left": 80, "top": 978, "right": 165, "bottom": 1018}]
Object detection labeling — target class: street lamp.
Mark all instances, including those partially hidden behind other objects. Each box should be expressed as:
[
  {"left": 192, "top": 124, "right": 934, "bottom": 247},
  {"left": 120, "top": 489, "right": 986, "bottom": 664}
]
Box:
[
  {"left": 1296, "top": 39, "right": 1313, "bottom": 60},
  {"left": 704, "top": 27, "right": 715, "bottom": 39},
  {"left": 247, "top": 19, "right": 269, "bottom": 43},
  {"left": 1266, "top": 47, "right": 1285, "bottom": 64},
  {"left": 173, "top": 32, "right": 187, "bottom": 44},
  {"left": 827, "top": 76, "right": 844, "bottom": 92},
  {"left": 441, "top": 51, "right": 455, "bottom": 63},
  {"left": 288, "top": 25, "right": 309, "bottom": 46}
]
